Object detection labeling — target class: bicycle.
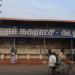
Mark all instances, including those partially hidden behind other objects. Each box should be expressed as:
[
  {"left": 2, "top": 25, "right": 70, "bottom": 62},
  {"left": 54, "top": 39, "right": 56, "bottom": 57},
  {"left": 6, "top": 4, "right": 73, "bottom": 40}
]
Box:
[
  {"left": 55, "top": 60, "right": 74, "bottom": 75},
  {"left": 48, "top": 61, "right": 73, "bottom": 75}
]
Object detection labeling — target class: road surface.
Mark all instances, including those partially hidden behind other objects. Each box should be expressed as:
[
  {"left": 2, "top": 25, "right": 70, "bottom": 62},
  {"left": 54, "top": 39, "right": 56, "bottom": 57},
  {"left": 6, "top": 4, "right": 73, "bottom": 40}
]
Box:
[{"left": 0, "top": 64, "right": 75, "bottom": 75}]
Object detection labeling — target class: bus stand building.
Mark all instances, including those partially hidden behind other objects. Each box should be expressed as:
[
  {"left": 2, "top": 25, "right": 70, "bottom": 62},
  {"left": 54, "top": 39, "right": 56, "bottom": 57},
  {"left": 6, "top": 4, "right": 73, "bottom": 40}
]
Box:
[{"left": 0, "top": 18, "right": 75, "bottom": 64}]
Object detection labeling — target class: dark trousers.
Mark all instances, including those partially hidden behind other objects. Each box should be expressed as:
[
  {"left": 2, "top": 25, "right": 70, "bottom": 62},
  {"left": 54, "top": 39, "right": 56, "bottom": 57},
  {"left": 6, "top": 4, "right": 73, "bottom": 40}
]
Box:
[{"left": 48, "top": 66, "right": 56, "bottom": 75}]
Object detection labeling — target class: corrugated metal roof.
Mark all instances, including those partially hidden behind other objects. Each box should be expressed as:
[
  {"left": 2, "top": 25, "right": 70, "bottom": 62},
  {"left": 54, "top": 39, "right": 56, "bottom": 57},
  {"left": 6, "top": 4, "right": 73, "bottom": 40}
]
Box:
[{"left": 0, "top": 18, "right": 75, "bottom": 22}]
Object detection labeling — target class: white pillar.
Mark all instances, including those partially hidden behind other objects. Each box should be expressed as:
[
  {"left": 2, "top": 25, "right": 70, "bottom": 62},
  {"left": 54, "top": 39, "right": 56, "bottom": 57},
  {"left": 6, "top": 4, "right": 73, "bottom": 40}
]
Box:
[
  {"left": 27, "top": 54, "right": 30, "bottom": 59},
  {"left": 39, "top": 54, "right": 43, "bottom": 59},
  {"left": 1, "top": 54, "right": 4, "bottom": 59}
]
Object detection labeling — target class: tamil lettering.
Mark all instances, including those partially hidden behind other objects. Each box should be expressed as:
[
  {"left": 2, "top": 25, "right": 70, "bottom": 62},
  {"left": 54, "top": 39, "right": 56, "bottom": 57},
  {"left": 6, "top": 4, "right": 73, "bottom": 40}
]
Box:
[{"left": 61, "top": 30, "right": 71, "bottom": 36}]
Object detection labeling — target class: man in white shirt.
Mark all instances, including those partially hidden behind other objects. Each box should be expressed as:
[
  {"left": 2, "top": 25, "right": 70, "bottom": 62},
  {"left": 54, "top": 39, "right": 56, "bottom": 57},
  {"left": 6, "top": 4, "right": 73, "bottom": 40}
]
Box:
[{"left": 48, "top": 52, "right": 56, "bottom": 75}]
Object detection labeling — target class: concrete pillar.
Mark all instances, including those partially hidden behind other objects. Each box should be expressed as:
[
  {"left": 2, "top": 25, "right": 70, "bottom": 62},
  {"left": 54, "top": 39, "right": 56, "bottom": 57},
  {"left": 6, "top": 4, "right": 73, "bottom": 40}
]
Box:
[
  {"left": 1, "top": 54, "right": 4, "bottom": 59},
  {"left": 27, "top": 54, "right": 30, "bottom": 59},
  {"left": 39, "top": 54, "right": 43, "bottom": 59}
]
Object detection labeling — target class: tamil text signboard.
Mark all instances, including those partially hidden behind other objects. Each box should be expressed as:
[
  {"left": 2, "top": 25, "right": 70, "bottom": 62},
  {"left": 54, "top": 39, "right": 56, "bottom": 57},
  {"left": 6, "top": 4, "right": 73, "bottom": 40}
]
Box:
[{"left": 0, "top": 28, "right": 75, "bottom": 38}]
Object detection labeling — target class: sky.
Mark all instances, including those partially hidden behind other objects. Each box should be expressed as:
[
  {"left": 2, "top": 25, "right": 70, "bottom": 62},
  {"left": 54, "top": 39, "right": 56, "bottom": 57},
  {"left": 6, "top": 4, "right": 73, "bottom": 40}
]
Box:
[{"left": 0, "top": 0, "right": 75, "bottom": 20}]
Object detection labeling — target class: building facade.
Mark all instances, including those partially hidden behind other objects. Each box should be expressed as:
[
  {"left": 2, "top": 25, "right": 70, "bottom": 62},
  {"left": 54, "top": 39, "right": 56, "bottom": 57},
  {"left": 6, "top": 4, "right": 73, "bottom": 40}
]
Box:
[{"left": 0, "top": 19, "right": 75, "bottom": 64}]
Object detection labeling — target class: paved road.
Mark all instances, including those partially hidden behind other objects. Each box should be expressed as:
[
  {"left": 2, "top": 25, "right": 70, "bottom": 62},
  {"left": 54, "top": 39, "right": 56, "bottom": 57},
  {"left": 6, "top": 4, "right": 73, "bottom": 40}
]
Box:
[
  {"left": 0, "top": 64, "right": 48, "bottom": 75},
  {"left": 0, "top": 64, "right": 75, "bottom": 75}
]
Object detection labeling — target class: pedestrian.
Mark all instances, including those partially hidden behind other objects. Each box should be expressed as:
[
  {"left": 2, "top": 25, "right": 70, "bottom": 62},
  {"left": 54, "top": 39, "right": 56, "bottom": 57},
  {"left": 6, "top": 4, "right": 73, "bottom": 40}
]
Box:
[
  {"left": 58, "top": 50, "right": 70, "bottom": 73},
  {"left": 11, "top": 48, "right": 17, "bottom": 64},
  {"left": 48, "top": 52, "right": 57, "bottom": 75}
]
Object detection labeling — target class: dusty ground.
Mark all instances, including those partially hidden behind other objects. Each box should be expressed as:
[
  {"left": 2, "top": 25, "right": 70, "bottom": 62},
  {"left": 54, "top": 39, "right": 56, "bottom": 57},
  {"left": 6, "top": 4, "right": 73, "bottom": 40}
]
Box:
[{"left": 0, "top": 64, "right": 75, "bottom": 75}]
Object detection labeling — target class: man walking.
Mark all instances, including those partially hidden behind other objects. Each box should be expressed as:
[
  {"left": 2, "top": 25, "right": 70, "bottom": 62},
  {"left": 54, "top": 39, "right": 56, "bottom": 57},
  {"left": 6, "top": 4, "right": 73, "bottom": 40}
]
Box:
[{"left": 48, "top": 52, "right": 56, "bottom": 75}]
